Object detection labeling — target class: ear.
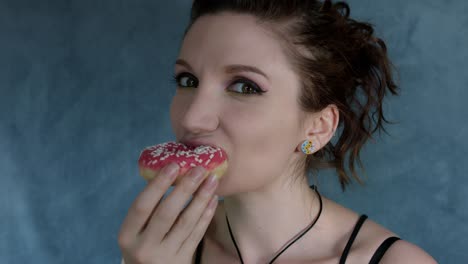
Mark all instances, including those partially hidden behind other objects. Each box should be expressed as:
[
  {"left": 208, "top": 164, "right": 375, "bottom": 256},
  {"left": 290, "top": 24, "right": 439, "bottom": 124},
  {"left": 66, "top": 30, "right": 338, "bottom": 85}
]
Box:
[{"left": 300, "top": 104, "right": 339, "bottom": 152}]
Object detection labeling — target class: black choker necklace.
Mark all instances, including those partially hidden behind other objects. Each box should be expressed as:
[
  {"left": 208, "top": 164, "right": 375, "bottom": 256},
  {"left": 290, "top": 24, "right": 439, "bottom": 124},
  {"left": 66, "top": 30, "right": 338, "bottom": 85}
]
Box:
[{"left": 225, "top": 184, "right": 323, "bottom": 264}]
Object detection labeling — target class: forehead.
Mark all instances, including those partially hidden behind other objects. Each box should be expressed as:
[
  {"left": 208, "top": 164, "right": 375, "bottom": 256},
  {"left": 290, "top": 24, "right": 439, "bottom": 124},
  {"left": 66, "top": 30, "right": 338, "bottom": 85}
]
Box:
[{"left": 178, "top": 12, "right": 291, "bottom": 75}]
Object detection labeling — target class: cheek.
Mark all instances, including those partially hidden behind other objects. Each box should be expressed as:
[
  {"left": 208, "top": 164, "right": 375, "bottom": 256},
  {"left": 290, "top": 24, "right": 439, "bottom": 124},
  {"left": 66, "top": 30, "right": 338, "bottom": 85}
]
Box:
[
  {"left": 169, "top": 96, "right": 185, "bottom": 138},
  {"left": 223, "top": 105, "right": 297, "bottom": 188},
  {"left": 226, "top": 99, "right": 298, "bottom": 156}
]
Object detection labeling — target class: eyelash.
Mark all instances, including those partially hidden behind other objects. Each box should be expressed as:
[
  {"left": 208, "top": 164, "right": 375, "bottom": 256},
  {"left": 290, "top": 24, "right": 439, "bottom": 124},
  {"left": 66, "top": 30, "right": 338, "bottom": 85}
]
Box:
[{"left": 171, "top": 72, "right": 266, "bottom": 96}]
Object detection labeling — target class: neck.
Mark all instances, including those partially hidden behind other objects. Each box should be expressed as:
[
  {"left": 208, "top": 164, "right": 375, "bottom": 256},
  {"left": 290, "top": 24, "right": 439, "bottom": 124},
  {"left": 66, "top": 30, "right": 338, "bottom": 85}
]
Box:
[{"left": 212, "top": 175, "right": 323, "bottom": 263}]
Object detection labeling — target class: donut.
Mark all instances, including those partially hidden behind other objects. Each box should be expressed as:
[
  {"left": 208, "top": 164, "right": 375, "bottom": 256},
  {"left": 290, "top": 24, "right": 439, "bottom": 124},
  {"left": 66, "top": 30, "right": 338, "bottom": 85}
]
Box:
[{"left": 138, "top": 141, "right": 228, "bottom": 185}]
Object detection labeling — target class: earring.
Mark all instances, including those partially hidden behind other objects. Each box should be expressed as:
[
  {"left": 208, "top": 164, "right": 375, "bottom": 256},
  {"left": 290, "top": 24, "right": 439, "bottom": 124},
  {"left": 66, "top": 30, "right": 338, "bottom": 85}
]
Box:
[{"left": 300, "top": 139, "right": 316, "bottom": 155}]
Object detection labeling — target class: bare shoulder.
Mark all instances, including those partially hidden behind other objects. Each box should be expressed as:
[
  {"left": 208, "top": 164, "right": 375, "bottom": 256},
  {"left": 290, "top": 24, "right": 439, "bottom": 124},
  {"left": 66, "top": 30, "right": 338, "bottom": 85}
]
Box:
[
  {"left": 378, "top": 239, "right": 438, "bottom": 264},
  {"left": 325, "top": 198, "right": 437, "bottom": 264},
  {"left": 356, "top": 217, "right": 437, "bottom": 264}
]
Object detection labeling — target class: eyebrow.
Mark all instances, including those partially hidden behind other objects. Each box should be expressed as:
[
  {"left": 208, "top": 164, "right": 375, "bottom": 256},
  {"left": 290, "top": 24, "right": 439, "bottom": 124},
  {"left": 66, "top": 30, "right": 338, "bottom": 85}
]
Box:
[{"left": 175, "top": 59, "right": 270, "bottom": 81}]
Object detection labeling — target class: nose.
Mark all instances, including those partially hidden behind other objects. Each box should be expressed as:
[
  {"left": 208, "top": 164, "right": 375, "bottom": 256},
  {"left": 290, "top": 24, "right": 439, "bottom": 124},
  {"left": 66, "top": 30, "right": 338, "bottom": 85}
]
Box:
[{"left": 179, "top": 89, "right": 220, "bottom": 134}]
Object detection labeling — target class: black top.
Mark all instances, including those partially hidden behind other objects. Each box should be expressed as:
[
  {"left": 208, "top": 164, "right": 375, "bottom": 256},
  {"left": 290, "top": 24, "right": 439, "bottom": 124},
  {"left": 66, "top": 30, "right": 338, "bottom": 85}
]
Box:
[{"left": 195, "top": 198, "right": 400, "bottom": 263}]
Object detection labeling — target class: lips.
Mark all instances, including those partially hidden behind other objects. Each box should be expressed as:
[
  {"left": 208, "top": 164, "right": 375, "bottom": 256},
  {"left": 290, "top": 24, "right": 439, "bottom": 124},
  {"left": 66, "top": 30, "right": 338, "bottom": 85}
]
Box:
[{"left": 180, "top": 139, "right": 220, "bottom": 150}]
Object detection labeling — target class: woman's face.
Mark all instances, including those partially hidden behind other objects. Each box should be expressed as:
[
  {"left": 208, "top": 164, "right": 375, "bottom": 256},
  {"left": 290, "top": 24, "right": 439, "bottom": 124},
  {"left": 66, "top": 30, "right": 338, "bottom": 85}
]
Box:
[{"left": 170, "top": 12, "right": 306, "bottom": 195}]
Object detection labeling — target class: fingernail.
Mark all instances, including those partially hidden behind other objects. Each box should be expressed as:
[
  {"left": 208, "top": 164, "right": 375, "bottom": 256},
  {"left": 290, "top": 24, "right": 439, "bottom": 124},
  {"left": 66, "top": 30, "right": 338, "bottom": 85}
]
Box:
[
  {"left": 164, "top": 162, "right": 179, "bottom": 176},
  {"left": 191, "top": 167, "right": 205, "bottom": 182},
  {"left": 205, "top": 174, "right": 219, "bottom": 188}
]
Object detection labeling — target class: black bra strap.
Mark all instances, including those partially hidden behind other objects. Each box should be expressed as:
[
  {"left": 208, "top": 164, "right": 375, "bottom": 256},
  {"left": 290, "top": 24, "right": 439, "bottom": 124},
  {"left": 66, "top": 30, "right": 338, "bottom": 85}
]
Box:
[
  {"left": 339, "top": 214, "right": 368, "bottom": 264},
  {"left": 368, "top": 236, "right": 401, "bottom": 264}
]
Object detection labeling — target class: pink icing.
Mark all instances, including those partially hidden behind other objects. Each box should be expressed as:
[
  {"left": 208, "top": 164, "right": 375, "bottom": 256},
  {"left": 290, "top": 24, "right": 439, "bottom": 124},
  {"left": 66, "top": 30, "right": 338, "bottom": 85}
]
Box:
[{"left": 138, "top": 141, "right": 227, "bottom": 175}]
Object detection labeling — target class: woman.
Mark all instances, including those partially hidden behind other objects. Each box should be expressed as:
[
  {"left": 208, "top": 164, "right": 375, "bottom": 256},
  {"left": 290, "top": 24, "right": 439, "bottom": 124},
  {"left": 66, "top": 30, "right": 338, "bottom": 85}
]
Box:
[{"left": 118, "top": 0, "right": 438, "bottom": 263}]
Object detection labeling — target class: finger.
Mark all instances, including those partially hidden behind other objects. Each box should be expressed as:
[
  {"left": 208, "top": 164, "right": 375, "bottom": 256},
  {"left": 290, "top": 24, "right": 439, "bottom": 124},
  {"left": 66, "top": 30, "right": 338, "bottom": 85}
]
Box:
[
  {"left": 177, "top": 195, "right": 219, "bottom": 255},
  {"left": 141, "top": 166, "right": 210, "bottom": 244},
  {"left": 118, "top": 162, "right": 180, "bottom": 244},
  {"left": 163, "top": 173, "right": 219, "bottom": 248}
]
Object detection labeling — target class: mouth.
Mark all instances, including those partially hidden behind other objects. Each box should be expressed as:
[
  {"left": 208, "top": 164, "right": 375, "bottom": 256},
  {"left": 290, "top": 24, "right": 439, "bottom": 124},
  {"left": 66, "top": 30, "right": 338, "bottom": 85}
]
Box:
[{"left": 180, "top": 139, "right": 220, "bottom": 150}]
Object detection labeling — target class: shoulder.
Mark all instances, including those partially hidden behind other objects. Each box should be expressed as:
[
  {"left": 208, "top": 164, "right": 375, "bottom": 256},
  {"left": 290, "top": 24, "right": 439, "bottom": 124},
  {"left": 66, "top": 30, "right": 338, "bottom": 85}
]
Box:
[
  {"left": 354, "top": 217, "right": 437, "bottom": 264},
  {"left": 324, "top": 197, "right": 437, "bottom": 264},
  {"left": 377, "top": 239, "right": 438, "bottom": 264}
]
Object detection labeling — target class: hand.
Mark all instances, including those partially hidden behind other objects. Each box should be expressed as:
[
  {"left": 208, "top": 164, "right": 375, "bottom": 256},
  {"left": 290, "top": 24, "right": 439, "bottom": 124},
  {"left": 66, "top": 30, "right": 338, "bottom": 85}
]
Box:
[{"left": 117, "top": 163, "right": 219, "bottom": 264}]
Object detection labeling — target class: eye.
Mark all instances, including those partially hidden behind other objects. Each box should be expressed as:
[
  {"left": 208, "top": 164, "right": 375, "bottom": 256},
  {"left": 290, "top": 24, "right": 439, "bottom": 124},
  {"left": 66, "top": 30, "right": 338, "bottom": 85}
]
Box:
[
  {"left": 172, "top": 73, "right": 198, "bottom": 87},
  {"left": 172, "top": 73, "right": 265, "bottom": 96},
  {"left": 228, "top": 78, "right": 265, "bottom": 95}
]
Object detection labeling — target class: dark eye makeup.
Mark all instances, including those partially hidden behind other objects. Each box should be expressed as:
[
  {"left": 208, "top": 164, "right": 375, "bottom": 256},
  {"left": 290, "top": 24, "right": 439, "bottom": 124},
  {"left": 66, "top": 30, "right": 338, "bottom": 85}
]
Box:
[{"left": 171, "top": 72, "right": 266, "bottom": 96}]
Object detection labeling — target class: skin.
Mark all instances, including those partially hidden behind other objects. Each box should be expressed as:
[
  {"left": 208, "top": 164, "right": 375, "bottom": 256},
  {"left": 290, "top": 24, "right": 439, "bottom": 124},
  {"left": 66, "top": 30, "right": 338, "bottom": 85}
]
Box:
[{"left": 170, "top": 12, "right": 437, "bottom": 264}]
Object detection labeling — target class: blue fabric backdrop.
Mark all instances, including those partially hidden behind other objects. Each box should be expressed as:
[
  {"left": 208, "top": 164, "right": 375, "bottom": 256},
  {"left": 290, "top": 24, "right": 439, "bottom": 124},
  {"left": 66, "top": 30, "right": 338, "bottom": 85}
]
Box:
[{"left": 1, "top": 0, "right": 466, "bottom": 263}]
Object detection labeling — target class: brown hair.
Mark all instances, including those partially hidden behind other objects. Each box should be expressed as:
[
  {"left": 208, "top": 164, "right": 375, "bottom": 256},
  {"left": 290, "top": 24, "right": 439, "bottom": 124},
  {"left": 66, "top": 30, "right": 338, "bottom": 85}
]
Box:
[{"left": 183, "top": 0, "right": 400, "bottom": 191}]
